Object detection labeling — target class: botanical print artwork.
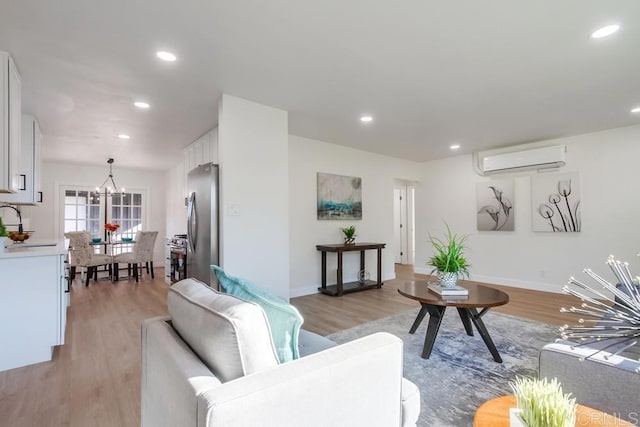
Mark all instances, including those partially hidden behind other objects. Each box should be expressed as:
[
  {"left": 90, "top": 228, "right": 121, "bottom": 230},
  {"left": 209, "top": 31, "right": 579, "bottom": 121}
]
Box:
[
  {"left": 317, "top": 173, "right": 362, "bottom": 220},
  {"left": 477, "top": 180, "right": 514, "bottom": 231},
  {"left": 532, "top": 172, "right": 581, "bottom": 232}
]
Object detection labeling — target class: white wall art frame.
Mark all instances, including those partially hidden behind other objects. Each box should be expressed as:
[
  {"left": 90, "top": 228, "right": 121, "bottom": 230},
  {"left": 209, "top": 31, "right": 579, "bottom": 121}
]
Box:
[
  {"left": 532, "top": 172, "right": 581, "bottom": 232},
  {"left": 476, "top": 180, "right": 514, "bottom": 231}
]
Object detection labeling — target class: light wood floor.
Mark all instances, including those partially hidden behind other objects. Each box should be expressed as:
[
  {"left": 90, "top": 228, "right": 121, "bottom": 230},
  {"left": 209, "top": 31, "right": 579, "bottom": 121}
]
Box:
[
  {"left": 0, "top": 265, "right": 581, "bottom": 427},
  {"left": 296, "top": 264, "right": 581, "bottom": 335}
]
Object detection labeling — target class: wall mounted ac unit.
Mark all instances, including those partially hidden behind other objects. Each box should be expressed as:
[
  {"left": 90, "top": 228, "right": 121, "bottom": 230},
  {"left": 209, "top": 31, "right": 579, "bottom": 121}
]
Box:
[{"left": 479, "top": 145, "right": 566, "bottom": 175}]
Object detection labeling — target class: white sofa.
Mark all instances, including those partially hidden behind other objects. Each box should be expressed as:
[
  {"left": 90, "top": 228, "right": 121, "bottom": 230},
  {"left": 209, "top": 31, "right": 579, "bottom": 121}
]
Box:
[{"left": 141, "top": 279, "right": 421, "bottom": 427}]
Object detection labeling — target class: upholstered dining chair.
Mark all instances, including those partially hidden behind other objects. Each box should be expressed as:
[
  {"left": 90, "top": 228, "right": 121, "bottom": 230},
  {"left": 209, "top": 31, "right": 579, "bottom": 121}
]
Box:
[
  {"left": 113, "top": 231, "right": 158, "bottom": 282},
  {"left": 64, "top": 231, "right": 113, "bottom": 286}
]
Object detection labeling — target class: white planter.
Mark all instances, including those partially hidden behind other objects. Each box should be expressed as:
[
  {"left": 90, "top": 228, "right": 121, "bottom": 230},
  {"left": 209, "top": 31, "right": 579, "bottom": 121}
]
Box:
[
  {"left": 437, "top": 271, "right": 458, "bottom": 288},
  {"left": 0, "top": 236, "right": 7, "bottom": 252},
  {"left": 509, "top": 408, "right": 527, "bottom": 427}
]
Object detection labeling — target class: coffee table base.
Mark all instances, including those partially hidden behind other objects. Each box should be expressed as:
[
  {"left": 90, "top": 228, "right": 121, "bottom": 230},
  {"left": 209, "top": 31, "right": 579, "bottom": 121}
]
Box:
[{"left": 409, "top": 303, "right": 503, "bottom": 363}]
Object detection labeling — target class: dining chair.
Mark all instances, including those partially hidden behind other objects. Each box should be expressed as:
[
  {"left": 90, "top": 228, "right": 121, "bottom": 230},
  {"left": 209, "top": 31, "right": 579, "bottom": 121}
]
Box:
[
  {"left": 113, "top": 231, "right": 158, "bottom": 282},
  {"left": 64, "top": 231, "right": 113, "bottom": 286}
]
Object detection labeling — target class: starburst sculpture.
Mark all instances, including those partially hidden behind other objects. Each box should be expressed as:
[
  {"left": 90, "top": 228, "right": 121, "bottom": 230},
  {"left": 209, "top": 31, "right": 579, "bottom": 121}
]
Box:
[{"left": 559, "top": 255, "right": 640, "bottom": 372}]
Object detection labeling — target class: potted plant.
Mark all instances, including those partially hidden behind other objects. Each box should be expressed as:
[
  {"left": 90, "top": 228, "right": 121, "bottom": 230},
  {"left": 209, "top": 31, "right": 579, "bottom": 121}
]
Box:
[
  {"left": 341, "top": 225, "right": 357, "bottom": 245},
  {"left": 509, "top": 377, "right": 576, "bottom": 427},
  {"left": 427, "top": 224, "right": 470, "bottom": 288},
  {"left": 0, "top": 217, "right": 9, "bottom": 252}
]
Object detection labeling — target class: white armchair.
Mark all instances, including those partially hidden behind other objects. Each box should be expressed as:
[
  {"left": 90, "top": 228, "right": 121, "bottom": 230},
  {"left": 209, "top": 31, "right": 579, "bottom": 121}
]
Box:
[{"left": 141, "top": 279, "right": 420, "bottom": 427}]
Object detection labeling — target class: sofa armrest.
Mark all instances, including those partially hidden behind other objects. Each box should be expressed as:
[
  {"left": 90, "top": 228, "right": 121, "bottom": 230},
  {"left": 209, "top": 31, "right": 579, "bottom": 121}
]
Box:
[
  {"left": 539, "top": 340, "right": 640, "bottom": 422},
  {"left": 141, "top": 316, "right": 222, "bottom": 427},
  {"left": 198, "top": 332, "right": 417, "bottom": 427}
]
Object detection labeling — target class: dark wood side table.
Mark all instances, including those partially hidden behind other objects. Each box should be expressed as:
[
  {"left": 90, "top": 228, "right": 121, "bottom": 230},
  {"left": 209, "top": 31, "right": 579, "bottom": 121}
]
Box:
[
  {"left": 316, "top": 242, "right": 385, "bottom": 296},
  {"left": 474, "top": 395, "right": 633, "bottom": 426},
  {"left": 398, "top": 281, "right": 509, "bottom": 362}
]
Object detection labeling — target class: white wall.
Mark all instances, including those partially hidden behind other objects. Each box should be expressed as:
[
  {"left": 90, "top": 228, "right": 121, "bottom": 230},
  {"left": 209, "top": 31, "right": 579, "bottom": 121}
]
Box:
[
  {"left": 414, "top": 124, "right": 640, "bottom": 293},
  {"left": 289, "top": 135, "right": 421, "bottom": 297},
  {"left": 218, "top": 95, "right": 290, "bottom": 299},
  {"left": 19, "top": 161, "right": 167, "bottom": 263}
]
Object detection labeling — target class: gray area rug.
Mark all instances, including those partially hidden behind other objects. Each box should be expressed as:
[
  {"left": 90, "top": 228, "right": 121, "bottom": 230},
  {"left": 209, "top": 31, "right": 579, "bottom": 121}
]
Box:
[{"left": 327, "top": 308, "right": 558, "bottom": 427}]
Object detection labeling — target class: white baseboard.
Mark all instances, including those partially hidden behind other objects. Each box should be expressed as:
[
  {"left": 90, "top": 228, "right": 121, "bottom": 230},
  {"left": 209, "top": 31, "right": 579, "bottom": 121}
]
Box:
[
  {"left": 290, "top": 286, "right": 320, "bottom": 298},
  {"left": 413, "top": 266, "right": 563, "bottom": 294},
  {"left": 469, "top": 274, "right": 563, "bottom": 294}
]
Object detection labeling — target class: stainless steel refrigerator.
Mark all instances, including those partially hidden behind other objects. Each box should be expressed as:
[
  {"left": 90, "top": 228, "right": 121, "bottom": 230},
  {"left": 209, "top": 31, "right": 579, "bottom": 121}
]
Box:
[{"left": 186, "top": 163, "right": 219, "bottom": 287}]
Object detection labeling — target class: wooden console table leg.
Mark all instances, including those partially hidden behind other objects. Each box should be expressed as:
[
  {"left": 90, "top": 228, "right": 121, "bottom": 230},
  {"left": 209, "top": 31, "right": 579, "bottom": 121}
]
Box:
[
  {"left": 320, "top": 251, "right": 327, "bottom": 290},
  {"left": 360, "top": 250, "right": 365, "bottom": 280},
  {"left": 376, "top": 247, "right": 382, "bottom": 287},
  {"left": 337, "top": 251, "right": 344, "bottom": 296}
]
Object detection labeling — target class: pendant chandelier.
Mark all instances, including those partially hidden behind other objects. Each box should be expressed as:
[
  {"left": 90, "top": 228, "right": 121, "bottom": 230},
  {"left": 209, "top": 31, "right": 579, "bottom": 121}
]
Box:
[{"left": 95, "top": 158, "right": 125, "bottom": 196}]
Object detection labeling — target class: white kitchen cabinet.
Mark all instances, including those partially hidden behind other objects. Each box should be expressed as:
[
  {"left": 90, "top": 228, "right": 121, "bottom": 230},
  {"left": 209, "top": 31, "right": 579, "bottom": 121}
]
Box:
[
  {"left": 57, "top": 253, "right": 69, "bottom": 345},
  {"left": 0, "top": 52, "right": 22, "bottom": 193},
  {"left": 0, "top": 243, "right": 69, "bottom": 372},
  {"left": 0, "top": 115, "right": 43, "bottom": 204},
  {"left": 183, "top": 127, "right": 218, "bottom": 185}
]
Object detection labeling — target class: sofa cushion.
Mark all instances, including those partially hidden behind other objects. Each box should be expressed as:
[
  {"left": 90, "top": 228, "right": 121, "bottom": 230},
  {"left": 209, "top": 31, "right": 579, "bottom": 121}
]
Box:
[
  {"left": 167, "top": 278, "right": 279, "bottom": 382},
  {"left": 212, "top": 265, "right": 304, "bottom": 363}
]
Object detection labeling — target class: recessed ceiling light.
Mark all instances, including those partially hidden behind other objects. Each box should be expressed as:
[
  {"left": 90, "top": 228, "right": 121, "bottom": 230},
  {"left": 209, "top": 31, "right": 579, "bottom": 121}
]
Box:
[
  {"left": 360, "top": 115, "right": 373, "bottom": 123},
  {"left": 118, "top": 134, "right": 131, "bottom": 140},
  {"left": 591, "top": 24, "right": 621, "bottom": 39},
  {"left": 450, "top": 144, "right": 461, "bottom": 150},
  {"left": 631, "top": 106, "right": 640, "bottom": 114},
  {"left": 134, "top": 101, "right": 150, "bottom": 109},
  {"left": 156, "top": 51, "right": 177, "bottom": 62}
]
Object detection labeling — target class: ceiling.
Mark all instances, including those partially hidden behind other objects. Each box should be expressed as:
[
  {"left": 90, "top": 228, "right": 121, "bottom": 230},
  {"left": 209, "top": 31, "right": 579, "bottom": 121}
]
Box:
[{"left": 0, "top": 1, "right": 639, "bottom": 172}]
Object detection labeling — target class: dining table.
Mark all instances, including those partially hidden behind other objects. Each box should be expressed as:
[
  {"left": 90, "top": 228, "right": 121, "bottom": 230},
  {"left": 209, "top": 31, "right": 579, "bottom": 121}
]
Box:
[{"left": 89, "top": 239, "right": 135, "bottom": 281}]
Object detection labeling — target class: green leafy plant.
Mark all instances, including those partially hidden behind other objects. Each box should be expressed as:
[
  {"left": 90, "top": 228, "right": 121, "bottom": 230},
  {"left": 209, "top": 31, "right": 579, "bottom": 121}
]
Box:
[
  {"left": 510, "top": 377, "right": 576, "bottom": 427},
  {"left": 340, "top": 225, "right": 357, "bottom": 239},
  {"left": 0, "top": 217, "right": 8, "bottom": 237},
  {"left": 341, "top": 225, "right": 357, "bottom": 245},
  {"left": 427, "top": 223, "right": 470, "bottom": 277}
]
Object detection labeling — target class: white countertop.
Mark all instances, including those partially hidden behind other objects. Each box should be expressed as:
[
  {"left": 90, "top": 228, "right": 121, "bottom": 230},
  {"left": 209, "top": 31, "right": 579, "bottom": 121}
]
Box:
[{"left": 0, "top": 239, "right": 68, "bottom": 258}]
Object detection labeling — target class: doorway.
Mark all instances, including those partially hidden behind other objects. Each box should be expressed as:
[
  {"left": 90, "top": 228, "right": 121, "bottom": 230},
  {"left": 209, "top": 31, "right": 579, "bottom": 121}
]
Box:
[{"left": 393, "top": 180, "right": 415, "bottom": 265}]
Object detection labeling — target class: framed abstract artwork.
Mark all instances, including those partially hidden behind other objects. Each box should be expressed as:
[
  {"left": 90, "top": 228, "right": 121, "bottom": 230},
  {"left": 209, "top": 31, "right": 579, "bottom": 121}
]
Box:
[
  {"left": 317, "top": 172, "right": 362, "bottom": 220},
  {"left": 476, "top": 180, "right": 514, "bottom": 231},
  {"left": 531, "top": 172, "right": 581, "bottom": 232}
]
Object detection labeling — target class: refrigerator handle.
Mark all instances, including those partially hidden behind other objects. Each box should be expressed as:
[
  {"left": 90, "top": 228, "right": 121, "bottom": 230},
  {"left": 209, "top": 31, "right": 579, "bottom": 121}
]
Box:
[{"left": 187, "top": 192, "right": 197, "bottom": 253}]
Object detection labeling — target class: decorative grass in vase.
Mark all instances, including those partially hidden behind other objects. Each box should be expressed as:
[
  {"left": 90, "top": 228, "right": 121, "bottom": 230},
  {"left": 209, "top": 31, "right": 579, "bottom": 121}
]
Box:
[{"left": 509, "top": 377, "right": 576, "bottom": 427}]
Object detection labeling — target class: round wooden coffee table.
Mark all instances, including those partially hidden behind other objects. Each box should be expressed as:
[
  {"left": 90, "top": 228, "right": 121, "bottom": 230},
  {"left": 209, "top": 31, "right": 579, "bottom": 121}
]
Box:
[
  {"left": 474, "top": 395, "right": 633, "bottom": 426},
  {"left": 397, "top": 281, "right": 509, "bottom": 362}
]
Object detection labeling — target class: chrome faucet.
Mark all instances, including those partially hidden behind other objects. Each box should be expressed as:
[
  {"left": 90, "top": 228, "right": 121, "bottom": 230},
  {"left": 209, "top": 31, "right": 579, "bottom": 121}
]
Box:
[{"left": 0, "top": 204, "right": 23, "bottom": 233}]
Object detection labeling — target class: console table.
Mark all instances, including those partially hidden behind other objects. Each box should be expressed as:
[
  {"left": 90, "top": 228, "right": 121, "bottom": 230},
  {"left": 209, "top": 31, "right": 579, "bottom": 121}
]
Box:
[{"left": 316, "top": 242, "right": 385, "bottom": 296}]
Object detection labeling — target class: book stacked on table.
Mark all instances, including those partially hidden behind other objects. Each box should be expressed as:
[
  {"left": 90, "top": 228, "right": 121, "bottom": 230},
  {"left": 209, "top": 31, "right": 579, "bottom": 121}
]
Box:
[{"left": 428, "top": 282, "right": 469, "bottom": 296}]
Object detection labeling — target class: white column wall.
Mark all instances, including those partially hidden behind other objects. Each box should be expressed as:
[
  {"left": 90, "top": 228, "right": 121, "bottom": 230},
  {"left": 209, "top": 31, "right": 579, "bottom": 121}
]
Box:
[
  {"left": 414, "top": 124, "right": 640, "bottom": 293},
  {"left": 288, "top": 135, "right": 421, "bottom": 297},
  {"left": 218, "top": 95, "right": 290, "bottom": 299}
]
